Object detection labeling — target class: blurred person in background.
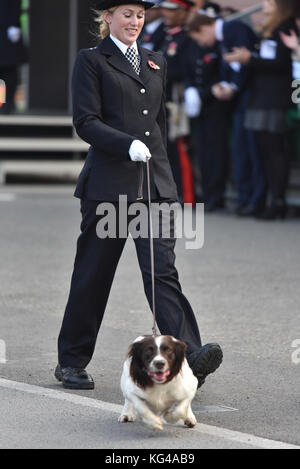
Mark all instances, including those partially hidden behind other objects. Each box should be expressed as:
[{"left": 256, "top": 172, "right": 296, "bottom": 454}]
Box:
[
  {"left": 225, "top": 0, "right": 298, "bottom": 220},
  {"left": 280, "top": 2, "right": 300, "bottom": 64},
  {"left": 139, "top": 0, "right": 165, "bottom": 50},
  {"left": 158, "top": 0, "right": 195, "bottom": 203},
  {"left": 186, "top": 0, "right": 205, "bottom": 22},
  {"left": 190, "top": 0, "right": 205, "bottom": 10},
  {"left": 0, "top": 0, "right": 27, "bottom": 114},
  {"left": 184, "top": 2, "right": 231, "bottom": 211},
  {"left": 187, "top": 1, "right": 223, "bottom": 27},
  {"left": 186, "top": 11, "right": 266, "bottom": 217}
]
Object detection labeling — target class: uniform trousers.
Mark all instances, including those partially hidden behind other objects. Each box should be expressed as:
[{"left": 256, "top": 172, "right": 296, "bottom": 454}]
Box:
[
  {"left": 58, "top": 197, "right": 202, "bottom": 369},
  {"left": 257, "top": 130, "right": 289, "bottom": 204},
  {"left": 232, "top": 107, "right": 266, "bottom": 209},
  {"left": 195, "top": 102, "right": 230, "bottom": 207}
]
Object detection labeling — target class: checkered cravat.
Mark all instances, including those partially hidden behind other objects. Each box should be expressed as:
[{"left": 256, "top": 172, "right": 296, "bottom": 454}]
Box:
[{"left": 125, "top": 46, "right": 141, "bottom": 75}]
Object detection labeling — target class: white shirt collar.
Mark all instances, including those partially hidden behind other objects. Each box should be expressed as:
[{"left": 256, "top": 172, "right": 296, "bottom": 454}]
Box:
[
  {"left": 110, "top": 34, "right": 138, "bottom": 55},
  {"left": 215, "top": 18, "right": 224, "bottom": 42}
]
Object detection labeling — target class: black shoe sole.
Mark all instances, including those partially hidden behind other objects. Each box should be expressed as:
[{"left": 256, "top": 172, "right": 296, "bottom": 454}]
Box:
[
  {"left": 61, "top": 382, "right": 95, "bottom": 390},
  {"left": 55, "top": 366, "right": 63, "bottom": 382},
  {"left": 191, "top": 344, "right": 223, "bottom": 388}
]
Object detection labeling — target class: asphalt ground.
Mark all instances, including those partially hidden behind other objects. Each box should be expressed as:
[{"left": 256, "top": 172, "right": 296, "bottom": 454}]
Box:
[{"left": 0, "top": 185, "right": 299, "bottom": 449}]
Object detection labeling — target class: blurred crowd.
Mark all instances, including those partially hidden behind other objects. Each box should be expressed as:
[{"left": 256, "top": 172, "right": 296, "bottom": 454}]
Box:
[
  {"left": 1, "top": 0, "right": 300, "bottom": 221},
  {"left": 0, "top": 0, "right": 27, "bottom": 115},
  {"left": 139, "top": 0, "right": 300, "bottom": 220}
]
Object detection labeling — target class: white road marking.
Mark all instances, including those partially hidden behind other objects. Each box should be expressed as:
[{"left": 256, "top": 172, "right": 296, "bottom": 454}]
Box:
[
  {"left": 0, "top": 377, "right": 120, "bottom": 413},
  {"left": 0, "top": 340, "right": 6, "bottom": 364},
  {"left": 0, "top": 193, "right": 16, "bottom": 202},
  {"left": 0, "top": 377, "right": 299, "bottom": 449},
  {"left": 194, "top": 404, "right": 238, "bottom": 413}
]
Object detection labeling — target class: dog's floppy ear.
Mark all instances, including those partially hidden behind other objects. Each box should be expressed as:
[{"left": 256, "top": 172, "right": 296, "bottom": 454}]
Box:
[
  {"left": 127, "top": 336, "right": 146, "bottom": 361},
  {"left": 169, "top": 337, "right": 187, "bottom": 380},
  {"left": 128, "top": 339, "right": 142, "bottom": 361},
  {"left": 174, "top": 337, "right": 187, "bottom": 363},
  {"left": 128, "top": 337, "right": 153, "bottom": 389}
]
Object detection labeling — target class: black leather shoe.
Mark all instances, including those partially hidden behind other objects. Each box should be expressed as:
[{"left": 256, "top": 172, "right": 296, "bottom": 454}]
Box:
[
  {"left": 235, "top": 205, "right": 246, "bottom": 216},
  {"left": 189, "top": 343, "right": 223, "bottom": 389},
  {"left": 55, "top": 365, "right": 95, "bottom": 390},
  {"left": 237, "top": 204, "right": 263, "bottom": 217},
  {"left": 256, "top": 203, "right": 287, "bottom": 221},
  {"left": 204, "top": 200, "right": 225, "bottom": 213}
]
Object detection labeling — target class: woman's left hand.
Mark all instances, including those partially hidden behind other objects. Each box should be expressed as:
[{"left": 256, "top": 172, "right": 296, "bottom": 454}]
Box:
[{"left": 224, "top": 47, "right": 252, "bottom": 65}]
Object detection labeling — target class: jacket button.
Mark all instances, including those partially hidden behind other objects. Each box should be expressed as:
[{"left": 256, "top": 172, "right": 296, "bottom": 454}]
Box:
[
  {"left": 143, "top": 110, "right": 148, "bottom": 115},
  {"left": 140, "top": 88, "right": 146, "bottom": 94},
  {"left": 145, "top": 131, "right": 150, "bottom": 136}
]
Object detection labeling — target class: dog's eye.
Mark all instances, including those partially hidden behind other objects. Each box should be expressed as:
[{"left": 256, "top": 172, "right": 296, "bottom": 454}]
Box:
[
  {"left": 144, "top": 346, "right": 155, "bottom": 358},
  {"left": 161, "top": 345, "right": 171, "bottom": 353}
]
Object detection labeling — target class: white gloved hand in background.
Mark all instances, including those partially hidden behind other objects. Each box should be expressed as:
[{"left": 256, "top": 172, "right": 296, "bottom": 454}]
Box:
[
  {"left": 184, "top": 87, "right": 202, "bottom": 118},
  {"left": 7, "top": 26, "right": 21, "bottom": 43},
  {"left": 129, "top": 140, "right": 152, "bottom": 163}
]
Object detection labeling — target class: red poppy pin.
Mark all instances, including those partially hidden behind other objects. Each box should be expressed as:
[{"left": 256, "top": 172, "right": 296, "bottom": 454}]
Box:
[
  {"left": 203, "top": 55, "right": 213, "bottom": 63},
  {"left": 148, "top": 60, "right": 160, "bottom": 70}
]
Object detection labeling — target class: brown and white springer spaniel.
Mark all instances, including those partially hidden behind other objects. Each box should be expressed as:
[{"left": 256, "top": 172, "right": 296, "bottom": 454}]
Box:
[{"left": 119, "top": 335, "right": 198, "bottom": 431}]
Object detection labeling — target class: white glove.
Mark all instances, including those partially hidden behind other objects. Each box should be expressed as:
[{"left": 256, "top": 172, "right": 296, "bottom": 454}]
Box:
[
  {"left": 129, "top": 139, "right": 152, "bottom": 162},
  {"left": 7, "top": 26, "right": 21, "bottom": 43},
  {"left": 184, "top": 87, "right": 202, "bottom": 118}
]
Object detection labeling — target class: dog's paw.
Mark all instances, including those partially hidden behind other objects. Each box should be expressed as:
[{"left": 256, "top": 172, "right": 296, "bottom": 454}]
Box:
[
  {"left": 118, "top": 413, "right": 135, "bottom": 423},
  {"left": 163, "top": 410, "right": 180, "bottom": 424},
  {"left": 145, "top": 415, "right": 164, "bottom": 431},
  {"left": 184, "top": 415, "right": 197, "bottom": 428}
]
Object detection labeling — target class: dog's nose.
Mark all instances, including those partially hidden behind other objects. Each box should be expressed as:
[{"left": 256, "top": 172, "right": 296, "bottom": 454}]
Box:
[{"left": 153, "top": 359, "right": 165, "bottom": 370}]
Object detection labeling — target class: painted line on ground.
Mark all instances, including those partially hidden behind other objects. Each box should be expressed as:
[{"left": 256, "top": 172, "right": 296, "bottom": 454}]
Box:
[
  {"left": 0, "top": 193, "right": 16, "bottom": 202},
  {"left": 0, "top": 377, "right": 299, "bottom": 449},
  {"left": 193, "top": 404, "right": 238, "bottom": 413}
]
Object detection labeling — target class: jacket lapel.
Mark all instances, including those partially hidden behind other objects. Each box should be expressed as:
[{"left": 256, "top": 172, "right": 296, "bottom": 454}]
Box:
[
  {"left": 97, "top": 36, "right": 157, "bottom": 86},
  {"left": 97, "top": 36, "right": 145, "bottom": 85},
  {"left": 138, "top": 45, "right": 156, "bottom": 86}
]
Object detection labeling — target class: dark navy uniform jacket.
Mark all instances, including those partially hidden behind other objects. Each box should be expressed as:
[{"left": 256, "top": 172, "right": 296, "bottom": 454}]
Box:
[
  {"left": 139, "top": 20, "right": 166, "bottom": 51},
  {"left": 157, "top": 26, "right": 191, "bottom": 101},
  {"left": 0, "top": 0, "right": 27, "bottom": 67},
  {"left": 218, "top": 20, "right": 257, "bottom": 97},
  {"left": 184, "top": 40, "right": 221, "bottom": 108},
  {"left": 72, "top": 35, "right": 178, "bottom": 202}
]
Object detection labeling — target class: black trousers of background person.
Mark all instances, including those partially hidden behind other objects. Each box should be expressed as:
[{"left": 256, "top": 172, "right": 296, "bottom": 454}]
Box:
[
  {"left": 58, "top": 197, "right": 202, "bottom": 369},
  {"left": 195, "top": 103, "right": 230, "bottom": 207},
  {"left": 257, "top": 131, "right": 290, "bottom": 205}
]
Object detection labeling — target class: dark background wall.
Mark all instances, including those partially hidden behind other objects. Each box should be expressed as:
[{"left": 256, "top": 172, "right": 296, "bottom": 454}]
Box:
[
  {"left": 29, "top": 0, "right": 97, "bottom": 113},
  {"left": 78, "top": 0, "right": 99, "bottom": 50}
]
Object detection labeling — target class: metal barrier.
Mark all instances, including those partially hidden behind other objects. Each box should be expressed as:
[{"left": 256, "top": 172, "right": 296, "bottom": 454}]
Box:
[{"left": 226, "top": 3, "right": 262, "bottom": 26}]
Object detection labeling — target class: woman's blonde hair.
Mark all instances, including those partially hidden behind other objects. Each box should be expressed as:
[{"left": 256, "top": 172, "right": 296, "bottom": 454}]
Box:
[
  {"left": 93, "top": 7, "right": 118, "bottom": 39},
  {"left": 262, "top": 0, "right": 297, "bottom": 37}
]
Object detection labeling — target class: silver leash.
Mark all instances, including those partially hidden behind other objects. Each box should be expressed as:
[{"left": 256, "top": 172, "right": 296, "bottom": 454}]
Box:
[{"left": 146, "top": 156, "right": 158, "bottom": 336}]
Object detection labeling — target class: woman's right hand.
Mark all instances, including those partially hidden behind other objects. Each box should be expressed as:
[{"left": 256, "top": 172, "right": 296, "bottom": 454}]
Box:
[
  {"left": 129, "top": 140, "right": 152, "bottom": 163},
  {"left": 224, "top": 47, "right": 252, "bottom": 65},
  {"left": 280, "top": 30, "right": 299, "bottom": 51}
]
